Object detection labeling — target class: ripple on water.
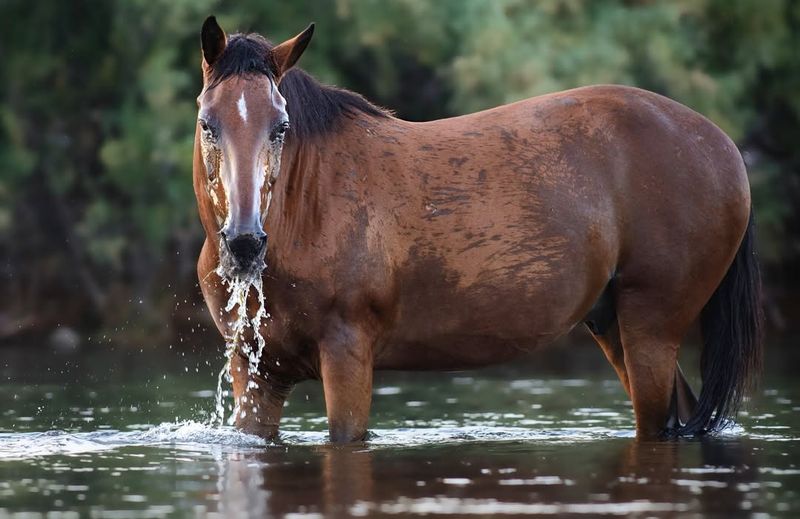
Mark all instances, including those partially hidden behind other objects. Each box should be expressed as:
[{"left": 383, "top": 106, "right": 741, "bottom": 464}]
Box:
[
  {"left": 348, "top": 497, "right": 691, "bottom": 516},
  {"left": 282, "top": 425, "right": 634, "bottom": 448},
  {"left": 0, "top": 422, "right": 639, "bottom": 460},
  {"left": 0, "top": 421, "right": 267, "bottom": 460},
  {"left": 7, "top": 417, "right": 798, "bottom": 460}
]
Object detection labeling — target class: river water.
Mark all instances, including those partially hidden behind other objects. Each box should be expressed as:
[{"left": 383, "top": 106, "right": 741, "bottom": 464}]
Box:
[{"left": 1, "top": 340, "right": 798, "bottom": 517}]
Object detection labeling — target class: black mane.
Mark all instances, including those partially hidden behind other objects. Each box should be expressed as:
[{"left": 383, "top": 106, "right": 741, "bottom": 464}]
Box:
[{"left": 208, "top": 33, "right": 390, "bottom": 139}]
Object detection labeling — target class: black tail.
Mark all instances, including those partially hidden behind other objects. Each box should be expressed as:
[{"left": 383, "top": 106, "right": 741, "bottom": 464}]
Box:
[{"left": 681, "top": 210, "right": 764, "bottom": 434}]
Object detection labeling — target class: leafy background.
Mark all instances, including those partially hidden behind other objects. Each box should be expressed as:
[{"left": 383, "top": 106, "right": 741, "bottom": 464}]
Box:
[{"left": 1, "top": 0, "right": 798, "bottom": 346}]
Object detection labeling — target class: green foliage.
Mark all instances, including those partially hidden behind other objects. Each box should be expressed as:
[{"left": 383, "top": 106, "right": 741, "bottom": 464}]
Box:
[{"left": 0, "top": 0, "right": 798, "bottom": 330}]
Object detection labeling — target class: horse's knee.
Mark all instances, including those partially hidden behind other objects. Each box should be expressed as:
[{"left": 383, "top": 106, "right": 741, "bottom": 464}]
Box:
[{"left": 229, "top": 353, "right": 293, "bottom": 438}]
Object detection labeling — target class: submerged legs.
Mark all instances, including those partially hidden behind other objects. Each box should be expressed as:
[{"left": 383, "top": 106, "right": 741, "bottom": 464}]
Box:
[
  {"left": 230, "top": 353, "right": 293, "bottom": 440},
  {"left": 615, "top": 287, "right": 701, "bottom": 439},
  {"left": 590, "top": 317, "right": 680, "bottom": 439},
  {"left": 620, "top": 330, "right": 680, "bottom": 439},
  {"left": 588, "top": 320, "right": 698, "bottom": 434},
  {"left": 319, "top": 320, "right": 375, "bottom": 443}
]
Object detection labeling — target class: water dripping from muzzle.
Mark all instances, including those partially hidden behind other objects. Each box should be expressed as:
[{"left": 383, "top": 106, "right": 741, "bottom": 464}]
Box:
[{"left": 226, "top": 233, "right": 267, "bottom": 269}]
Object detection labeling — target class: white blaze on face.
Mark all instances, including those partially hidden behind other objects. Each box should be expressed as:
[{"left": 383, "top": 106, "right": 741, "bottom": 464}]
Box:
[{"left": 237, "top": 92, "right": 248, "bottom": 124}]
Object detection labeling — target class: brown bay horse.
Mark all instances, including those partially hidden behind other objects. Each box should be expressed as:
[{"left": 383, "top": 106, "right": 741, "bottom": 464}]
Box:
[{"left": 193, "top": 17, "right": 762, "bottom": 443}]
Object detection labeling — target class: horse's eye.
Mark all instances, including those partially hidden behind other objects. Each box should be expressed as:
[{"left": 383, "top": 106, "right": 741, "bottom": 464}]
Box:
[
  {"left": 199, "top": 119, "right": 218, "bottom": 142},
  {"left": 271, "top": 121, "right": 290, "bottom": 141}
]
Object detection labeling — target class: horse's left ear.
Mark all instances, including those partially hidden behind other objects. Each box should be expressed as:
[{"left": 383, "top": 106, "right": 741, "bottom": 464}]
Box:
[{"left": 271, "top": 23, "right": 315, "bottom": 80}]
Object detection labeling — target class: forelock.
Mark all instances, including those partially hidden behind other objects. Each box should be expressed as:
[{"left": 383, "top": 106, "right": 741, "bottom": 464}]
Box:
[{"left": 207, "top": 33, "right": 276, "bottom": 88}]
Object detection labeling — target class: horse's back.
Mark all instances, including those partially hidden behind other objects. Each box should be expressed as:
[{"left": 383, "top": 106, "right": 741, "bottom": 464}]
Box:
[{"left": 396, "top": 83, "right": 750, "bottom": 279}]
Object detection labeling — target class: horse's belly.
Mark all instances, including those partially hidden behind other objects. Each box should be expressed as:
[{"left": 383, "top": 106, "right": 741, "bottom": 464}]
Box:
[
  {"left": 374, "top": 333, "right": 553, "bottom": 371},
  {"left": 376, "top": 275, "right": 587, "bottom": 371}
]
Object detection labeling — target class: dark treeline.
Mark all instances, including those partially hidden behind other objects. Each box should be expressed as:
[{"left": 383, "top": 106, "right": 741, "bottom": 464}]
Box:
[{"left": 1, "top": 0, "right": 798, "bottom": 343}]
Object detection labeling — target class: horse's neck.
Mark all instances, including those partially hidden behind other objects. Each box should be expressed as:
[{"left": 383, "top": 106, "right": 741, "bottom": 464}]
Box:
[
  {"left": 268, "top": 133, "right": 347, "bottom": 249},
  {"left": 266, "top": 115, "right": 403, "bottom": 271}
]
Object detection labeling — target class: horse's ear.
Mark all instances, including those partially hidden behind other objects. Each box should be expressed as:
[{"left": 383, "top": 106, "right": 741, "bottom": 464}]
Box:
[
  {"left": 201, "top": 16, "right": 227, "bottom": 73},
  {"left": 271, "top": 23, "right": 315, "bottom": 80}
]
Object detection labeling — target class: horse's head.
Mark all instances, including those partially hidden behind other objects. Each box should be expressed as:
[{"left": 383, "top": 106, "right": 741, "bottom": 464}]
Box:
[{"left": 195, "top": 16, "right": 313, "bottom": 280}]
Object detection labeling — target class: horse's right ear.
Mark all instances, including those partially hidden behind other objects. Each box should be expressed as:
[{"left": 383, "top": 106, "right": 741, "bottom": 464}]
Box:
[{"left": 201, "top": 16, "right": 227, "bottom": 73}]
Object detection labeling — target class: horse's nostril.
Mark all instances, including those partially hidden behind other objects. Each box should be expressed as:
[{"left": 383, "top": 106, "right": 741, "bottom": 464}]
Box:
[{"left": 226, "top": 233, "right": 266, "bottom": 267}]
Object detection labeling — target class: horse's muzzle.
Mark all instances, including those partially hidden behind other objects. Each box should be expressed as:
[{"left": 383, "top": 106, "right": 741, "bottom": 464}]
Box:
[{"left": 222, "top": 232, "right": 267, "bottom": 275}]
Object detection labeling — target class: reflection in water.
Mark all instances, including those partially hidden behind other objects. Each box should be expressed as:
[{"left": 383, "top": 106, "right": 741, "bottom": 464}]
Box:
[
  {"left": 217, "top": 445, "right": 374, "bottom": 517},
  {"left": 322, "top": 446, "right": 374, "bottom": 516},
  {"left": 696, "top": 439, "right": 761, "bottom": 516},
  {"left": 217, "top": 451, "right": 269, "bottom": 518},
  {"left": 612, "top": 439, "right": 759, "bottom": 517},
  {"left": 215, "top": 437, "right": 765, "bottom": 517}
]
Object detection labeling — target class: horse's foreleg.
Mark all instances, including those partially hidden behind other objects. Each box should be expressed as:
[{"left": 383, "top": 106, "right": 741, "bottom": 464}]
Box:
[
  {"left": 319, "top": 322, "right": 374, "bottom": 443},
  {"left": 230, "top": 353, "right": 293, "bottom": 440}
]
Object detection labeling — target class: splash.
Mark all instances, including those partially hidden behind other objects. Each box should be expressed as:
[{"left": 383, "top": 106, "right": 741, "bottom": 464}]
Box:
[{"left": 212, "top": 272, "right": 270, "bottom": 426}]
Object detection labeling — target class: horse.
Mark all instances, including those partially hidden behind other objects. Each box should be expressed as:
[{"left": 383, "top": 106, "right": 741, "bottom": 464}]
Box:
[{"left": 193, "top": 16, "right": 762, "bottom": 443}]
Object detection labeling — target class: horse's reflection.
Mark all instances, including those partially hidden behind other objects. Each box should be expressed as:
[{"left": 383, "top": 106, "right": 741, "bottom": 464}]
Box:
[
  {"left": 609, "top": 437, "right": 758, "bottom": 516},
  {"left": 214, "top": 437, "right": 759, "bottom": 517},
  {"left": 217, "top": 444, "right": 373, "bottom": 517}
]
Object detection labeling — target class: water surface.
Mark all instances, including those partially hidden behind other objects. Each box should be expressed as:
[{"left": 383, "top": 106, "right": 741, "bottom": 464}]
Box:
[{"left": 1, "top": 342, "right": 798, "bottom": 517}]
